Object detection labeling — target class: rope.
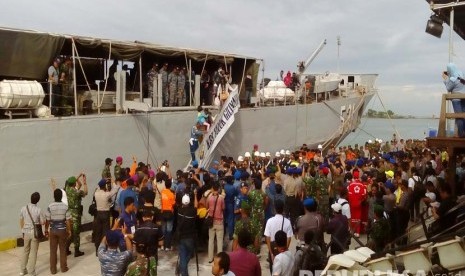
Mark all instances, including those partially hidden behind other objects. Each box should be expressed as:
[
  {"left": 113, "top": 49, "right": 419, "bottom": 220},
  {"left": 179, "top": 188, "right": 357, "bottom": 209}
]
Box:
[
  {"left": 102, "top": 41, "right": 111, "bottom": 94},
  {"left": 238, "top": 58, "right": 247, "bottom": 95},
  {"left": 201, "top": 54, "right": 208, "bottom": 76},
  {"left": 320, "top": 92, "right": 367, "bottom": 150},
  {"left": 376, "top": 91, "right": 401, "bottom": 139},
  {"left": 71, "top": 38, "right": 92, "bottom": 92},
  {"left": 329, "top": 93, "right": 367, "bottom": 148},
  {"left": 343, "top": 94, "right": 378, "bottom": 145}
]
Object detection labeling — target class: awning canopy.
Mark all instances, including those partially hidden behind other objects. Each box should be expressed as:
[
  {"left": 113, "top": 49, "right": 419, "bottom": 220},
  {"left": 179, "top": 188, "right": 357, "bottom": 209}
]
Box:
[
  {"left": 0, "top": 26, "right": 260, "bottom": 80},
  {"left": 426, "top": 0, "right": 465, "bottom": 40}
]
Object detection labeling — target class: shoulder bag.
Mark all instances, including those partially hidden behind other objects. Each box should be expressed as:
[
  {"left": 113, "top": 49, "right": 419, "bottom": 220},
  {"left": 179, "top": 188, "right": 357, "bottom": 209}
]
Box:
[
  {"left": 88, "top": 188, "right": 98, "bottom": 216},
  {"left": 26, "top": 205, "right": 46, "bottom": 241},
  {"left": 205, "top": 195, "right": 219, "bottom": 228}
]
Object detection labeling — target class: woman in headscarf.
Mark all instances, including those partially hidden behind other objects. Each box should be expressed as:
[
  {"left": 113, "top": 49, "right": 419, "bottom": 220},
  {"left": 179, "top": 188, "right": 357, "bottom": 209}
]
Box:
[{"left": 443, "top": 63, "right": 465, "bottom": 137}]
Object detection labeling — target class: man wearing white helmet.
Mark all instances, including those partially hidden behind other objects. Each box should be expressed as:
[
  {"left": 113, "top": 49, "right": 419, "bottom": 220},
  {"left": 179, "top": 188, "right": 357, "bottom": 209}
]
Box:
[{"left": 177, "top": 192, "right": 198, "bottom": 276}]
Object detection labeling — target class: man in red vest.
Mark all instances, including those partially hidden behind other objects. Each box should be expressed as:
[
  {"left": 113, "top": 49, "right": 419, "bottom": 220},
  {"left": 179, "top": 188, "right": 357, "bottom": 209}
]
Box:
[{"left": 347, "top": 170, "right": 367, "bottom": 237}]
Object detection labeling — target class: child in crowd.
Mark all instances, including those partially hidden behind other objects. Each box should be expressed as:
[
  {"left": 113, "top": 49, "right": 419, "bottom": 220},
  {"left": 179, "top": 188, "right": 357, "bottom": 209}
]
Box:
[{"left": 197, "top": 106, "right": 210, "bottom": 131}]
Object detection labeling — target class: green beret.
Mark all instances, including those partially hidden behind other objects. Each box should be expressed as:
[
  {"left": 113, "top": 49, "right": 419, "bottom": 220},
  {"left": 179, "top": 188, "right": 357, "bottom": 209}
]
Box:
[{"left": 67, "top": 176, "right": 77, "bottom": 184}]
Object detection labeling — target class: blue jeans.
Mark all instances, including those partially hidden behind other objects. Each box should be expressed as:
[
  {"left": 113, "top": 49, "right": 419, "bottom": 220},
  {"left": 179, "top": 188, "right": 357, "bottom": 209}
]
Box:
[
  {"left": 189, "top": 140, "right": 199, "bottom": 161},
  {"left": 224, "top": 203, "right": 235, "bottom": 240},
  {"left": 162, "top": 218, "right": 174, "bottom": 249},
  {"left": 178, "top": 238, "right": 194, "bottom": 276},
  {"left": 452, "top": 99, "right": 465, "bottom": 137}
]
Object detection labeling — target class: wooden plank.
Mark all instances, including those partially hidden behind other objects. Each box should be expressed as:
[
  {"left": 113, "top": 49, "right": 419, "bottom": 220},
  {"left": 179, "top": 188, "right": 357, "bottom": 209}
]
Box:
[
  {"left": 426, "top": 137, "right": 465, "bottom": 148},
  {"left": 445, "top": 112, "right": 465, "bottom": 119},
  {"left": 438, "top": 94, "right": 447, "bottom": 137},
  {"left": 445, "top": 93, "right": 465, "bottom": 100}
]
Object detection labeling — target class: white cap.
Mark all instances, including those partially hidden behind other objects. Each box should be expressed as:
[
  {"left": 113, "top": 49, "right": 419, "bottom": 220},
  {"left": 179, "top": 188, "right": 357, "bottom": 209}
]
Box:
[
  {"left": 317, "top": 144, "right": 323, "bottom": 149},
  {"left": 331, "top": 203, "right": 342, "bottom": 213},
  {"left": 238, "top": 156, "right": 244, "bottom": 162},
  {"left": 182, "top": 194, "right": 190, "bottom": 205},
  {"left": 275, "top": 152, "right": 281, "bottom": 157},
  {"left": 368, "top": 140, "right": 373, "bottom": 144},
  {"left": 280, "top": 149, "right": 285, "bottom": 155},
  {"left": 260, "top": 152, "right": 266, "bottom": 158},
  {"left": 244, "top": 152, "right": 251, "bottom": 158},
  {"left": 285, "top": 150, "right": 291, "bottom": 155},
  {"left": 266, "top": 152, "right": 271, "bottom": 157},
  {"left": 254, "top": 151, "right": 260, "bottom": 156}
]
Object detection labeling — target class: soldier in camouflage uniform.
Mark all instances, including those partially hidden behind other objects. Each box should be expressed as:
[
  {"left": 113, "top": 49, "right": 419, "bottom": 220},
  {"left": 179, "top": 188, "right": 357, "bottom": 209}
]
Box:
[
  {"left": 316, "top": 174, "right": 331, "bottom": 223},
  {"left": 158, "top": 63, "right": 169, "bottom": 106},
  {"left": 126, "top": 255, "right": 157, "bottom": 276},
  {"left": 65, "top": 174, "right": 88, "bottom": 257},
  {"left": 303, "top": 174, "right": 330, "bottom": 223},
  {"left": 114, "top": 156, "right": 123, "bottom": 181},
  {"left": 368, "top": 205, "right": 390, "bottom": 252},
  {"left": 233, "top": 201, "right": 254, "bottom": 252},
  {"left": 177, "top": 67, "right": 186, "bottom": 106},
  {"left": 102, "top": 157, "right": 112, "bottom": 181},
  {"left": 167, "top": 67, "right": 179, "bottom": 106},
  {"left": 146, "top": 63, "right": 159, "bottom": 104},
  {"left": 249, "top": 180, "right": 265, "bottom": 254}
]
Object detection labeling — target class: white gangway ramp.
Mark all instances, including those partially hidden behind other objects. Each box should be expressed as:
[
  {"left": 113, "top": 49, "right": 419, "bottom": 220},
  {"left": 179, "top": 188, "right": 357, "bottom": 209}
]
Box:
[{"left": 198, "top": 86, "right": 240, "bottom": 169}]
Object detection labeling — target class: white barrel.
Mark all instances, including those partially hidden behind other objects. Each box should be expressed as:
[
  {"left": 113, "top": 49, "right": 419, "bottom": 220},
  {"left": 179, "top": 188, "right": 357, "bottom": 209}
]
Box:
[{"left": 0, "top": 80, "right": 45, "bottom": 109}]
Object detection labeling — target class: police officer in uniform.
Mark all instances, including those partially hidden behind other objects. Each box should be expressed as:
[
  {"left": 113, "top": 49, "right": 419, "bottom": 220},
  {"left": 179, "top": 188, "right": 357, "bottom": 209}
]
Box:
[
  {"left": 234, "top": 182, "right": 250, "bottom": 220},
  {"left": 65, "top": 174, "right": 88, "bottom": 257},
  {"left": 159, "top": 63, "right": 169, "bottom": 106}
]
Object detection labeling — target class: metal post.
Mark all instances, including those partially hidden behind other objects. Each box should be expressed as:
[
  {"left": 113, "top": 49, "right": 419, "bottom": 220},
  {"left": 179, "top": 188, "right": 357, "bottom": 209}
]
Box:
[
  {"left": 72, "top": 42, "right": 78, "bottom": 116},
  {"left": 97, "top": 81, "right": 101, "bottom": 114},
  {"left": 139, "top": 56, "right": 143, "bottom": 102},
  {"left": 337, "top": 36, "right": 341, "bottom": 74},
  {"left": 157, "top": 74, "right": 163, "bottom": 108},
  {"left": 449, "top": 8, "right": 455, "bottom": 63},
  {"left": 49, "top": 81, "right": 53, "bottom": 110},
  {"left": 195, "top": 75, "right": 200, "bottom": 107},
  {"left": 189, "top": 59, "right": 192, "bottom": 106},
  {"left": 447, "top": 8, "right": 455, "bottom": 135}
]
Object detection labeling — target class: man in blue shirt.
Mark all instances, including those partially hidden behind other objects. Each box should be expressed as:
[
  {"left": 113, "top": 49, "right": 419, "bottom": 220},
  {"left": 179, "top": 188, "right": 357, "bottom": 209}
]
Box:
[
  {"left": 224, "top": 175, "right": 238, "bottom": 240},
  {"left": 118, "top": 178, "right": 138, "bottom": 212},
  {"left": 234, "top": 182, "right": 249, "bottom": 220},
  {"left": 119, "top": 197, "right": 137, "bottom": 234}
]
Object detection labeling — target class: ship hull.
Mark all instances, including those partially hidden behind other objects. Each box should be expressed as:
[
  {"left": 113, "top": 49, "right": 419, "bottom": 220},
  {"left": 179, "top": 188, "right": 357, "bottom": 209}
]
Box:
[{"left": 0, "top": 93, "right": 373, "bottom": 239}]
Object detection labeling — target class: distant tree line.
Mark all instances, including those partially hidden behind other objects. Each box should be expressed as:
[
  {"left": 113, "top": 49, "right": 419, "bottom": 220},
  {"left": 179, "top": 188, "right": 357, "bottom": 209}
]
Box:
[{"left": 365, "top": 109, "right": 408, "bottom": 119}]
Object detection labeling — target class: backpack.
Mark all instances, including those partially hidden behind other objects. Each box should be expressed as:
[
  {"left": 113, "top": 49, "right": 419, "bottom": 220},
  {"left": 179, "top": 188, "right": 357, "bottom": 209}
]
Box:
[
  {"left": 412, "top": 176, "right": 425, "bottom": 200},
  {"left": 292, "top": 243, "right": 327, "bottom": 276}
]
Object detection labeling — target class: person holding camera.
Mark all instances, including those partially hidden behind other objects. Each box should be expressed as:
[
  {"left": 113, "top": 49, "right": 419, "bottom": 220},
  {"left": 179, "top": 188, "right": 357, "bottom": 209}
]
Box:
[{"left": 65, "top": 173, "right": 88, "bottom": 257}]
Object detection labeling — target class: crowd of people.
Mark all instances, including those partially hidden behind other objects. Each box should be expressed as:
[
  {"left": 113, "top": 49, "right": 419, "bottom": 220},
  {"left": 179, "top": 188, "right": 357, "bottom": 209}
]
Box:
[{"left": 19, "top": 135, "right": 465, "bottom": 276}]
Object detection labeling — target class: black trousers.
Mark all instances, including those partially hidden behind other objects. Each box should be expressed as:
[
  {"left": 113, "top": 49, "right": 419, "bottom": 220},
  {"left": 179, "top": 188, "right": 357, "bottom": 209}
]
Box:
[
  {"left": 285, "top": 196, "right": 302, "bottom": 229},
  {"left": 92, "top": 211, "right": 110, "bottom": 251}
]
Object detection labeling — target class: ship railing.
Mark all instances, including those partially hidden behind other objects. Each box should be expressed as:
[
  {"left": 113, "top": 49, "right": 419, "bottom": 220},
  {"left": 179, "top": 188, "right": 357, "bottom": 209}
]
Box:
[{"left": 437, "top": 93, "right": 465, "bottom": 137}]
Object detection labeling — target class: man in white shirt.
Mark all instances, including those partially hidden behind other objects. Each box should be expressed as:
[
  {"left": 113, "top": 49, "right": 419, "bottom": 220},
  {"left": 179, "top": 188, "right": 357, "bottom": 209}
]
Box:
[
  {"left": 264, "top": 200, "right": 293, "bottom": 273},
  {"left": 336, "top": 189, "right": 351, "bottom": 220},
  {"left": 272, "top": 230, "right": 295, "bottom": 276}
]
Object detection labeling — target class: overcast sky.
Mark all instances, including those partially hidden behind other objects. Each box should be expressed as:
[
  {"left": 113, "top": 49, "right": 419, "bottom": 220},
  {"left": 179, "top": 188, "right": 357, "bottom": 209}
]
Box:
[{"left": 1, "top": 0, "right": 464, "bottom": 116}]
